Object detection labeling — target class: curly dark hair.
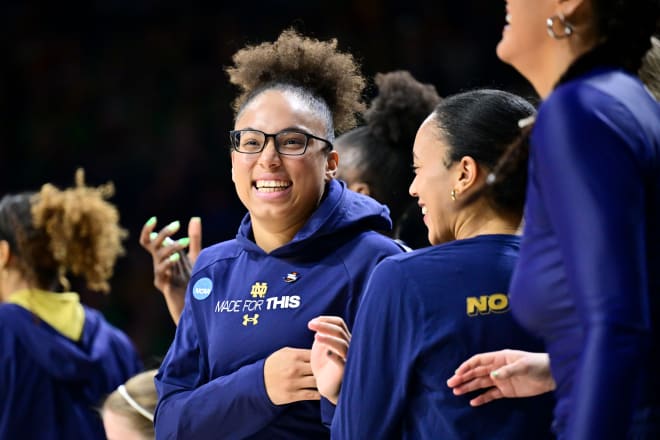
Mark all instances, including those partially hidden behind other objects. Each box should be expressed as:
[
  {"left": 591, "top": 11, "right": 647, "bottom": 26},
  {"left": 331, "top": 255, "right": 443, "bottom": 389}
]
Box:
[
  {"left": 225, "top": 29, "right": 366, "bottom": 135},
  {"left": 0, "top": 169, "right": 127, "bottom": 293},
  {"left": 365, "top": 71, "right": 441, "bottom": 150},
  {"left": 591, "top": 0, "right": 660, "bottom": 72},
  {"left": 335, "top": 71, "right": 440, "bottom": 228}
]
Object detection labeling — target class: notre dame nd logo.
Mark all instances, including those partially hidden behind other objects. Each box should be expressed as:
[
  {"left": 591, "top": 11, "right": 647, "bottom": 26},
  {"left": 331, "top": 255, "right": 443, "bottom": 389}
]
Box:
[
  {"left": 466, "top": 293, "right": 509, "bottom": 316},
  {"left": 250, "top": 282, "right": 268, "bottom": 298}
]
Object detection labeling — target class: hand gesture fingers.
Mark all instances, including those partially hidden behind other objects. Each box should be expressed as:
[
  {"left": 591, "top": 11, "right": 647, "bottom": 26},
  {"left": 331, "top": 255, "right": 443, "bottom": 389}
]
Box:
[
  {"left": 446, "top": 350, "right": 555, "bottom": 406},
  {"left": 308, "top": 316, "right": 351, "bottom": 361},
  {"left": 187, "top": 217, "right": 202, "bottom": 266},
  {"left": 264, "top": 347, "right": 320, "bottom": 405}
]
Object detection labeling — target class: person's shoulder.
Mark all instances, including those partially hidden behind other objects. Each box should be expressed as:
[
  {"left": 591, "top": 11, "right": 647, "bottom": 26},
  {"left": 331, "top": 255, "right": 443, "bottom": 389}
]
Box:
[
  {"left": 537, "top": 69, "right": 660, "bottom": 160},
  {"left": 194, "top": 239, "right": 243, "bottom": 271},
  {"left": 82, "top": 306, "right": 133, "bottom": 343},
  {"left": 353, "top": 230, "right": 405, "bottom": 253},
  {"left": 0, "top": 303, "right": 29, "bottom": 331},
  {"left": 383, "top": 235, "right": 519, "bottom": 268},
  {"left": 370, "top": 245, "right": 442, "bottom": 280},
  {"left": 543, "top": 69, "right": 650, "bottom": 120}
]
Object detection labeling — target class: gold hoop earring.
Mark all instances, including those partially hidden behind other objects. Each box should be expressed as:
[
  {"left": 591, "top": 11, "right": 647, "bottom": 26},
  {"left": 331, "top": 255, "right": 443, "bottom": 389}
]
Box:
[
  {"left": 451, "top": 189, "right": 457, "bottom": 201},
  {"left": 547, "top": 13, "right": 573, "bottom": 39}
]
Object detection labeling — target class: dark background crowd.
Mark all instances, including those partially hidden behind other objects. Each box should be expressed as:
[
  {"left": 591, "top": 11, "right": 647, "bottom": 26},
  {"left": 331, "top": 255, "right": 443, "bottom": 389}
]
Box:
[{"left": 0, "top": 0, "right": 532, "bottom": 364}]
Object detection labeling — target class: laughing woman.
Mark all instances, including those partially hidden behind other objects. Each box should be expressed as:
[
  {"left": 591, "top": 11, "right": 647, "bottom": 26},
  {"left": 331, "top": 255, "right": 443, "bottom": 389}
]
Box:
[
  {"left": 152, "top": 30, "right": 403, "bottom": 439},
  {"left": 448, "top": 1, "right": 660, "bottom": 438},
  {"left": 310, "top": 90, "right": 554, "bottom": 439}
]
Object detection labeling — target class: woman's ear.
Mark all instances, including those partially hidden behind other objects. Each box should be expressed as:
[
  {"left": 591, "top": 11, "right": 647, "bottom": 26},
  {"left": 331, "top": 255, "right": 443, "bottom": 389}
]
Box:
[
  {"left": 455, "top": 155, "right": 481, "bottom": 196},
  {"left": 556, "top": 0, "right": 584, "bottom": 17},
  {"left": 556, "top": 0, "right": 593, "bottom": 27},
  {"left": 325, "top": 151, "right": 339, "bottom": 181},
  {"left": 0, "top": 240, "right": 10, "bottom": 269}
]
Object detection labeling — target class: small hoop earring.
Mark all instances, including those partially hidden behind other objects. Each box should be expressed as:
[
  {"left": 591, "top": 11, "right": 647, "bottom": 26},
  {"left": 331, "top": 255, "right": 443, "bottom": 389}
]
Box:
[
  {"left": 546, "top": 13, "right": 573, "bottom": 39},
  {"left": 451, "top": 189, "right": 457, "bottom": 201}
]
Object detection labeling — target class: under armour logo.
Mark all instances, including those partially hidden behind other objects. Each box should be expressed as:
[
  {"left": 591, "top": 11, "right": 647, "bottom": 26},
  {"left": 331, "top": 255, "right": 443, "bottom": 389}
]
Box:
[
  {"left": 242, "top": 314, "right": 259, "bottom": 326},
  {"left": 250, "top": 282, "right": 268, "bottom": 298}
]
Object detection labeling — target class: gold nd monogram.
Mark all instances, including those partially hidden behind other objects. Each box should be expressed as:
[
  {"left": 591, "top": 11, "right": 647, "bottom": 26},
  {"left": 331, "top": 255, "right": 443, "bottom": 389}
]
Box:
[{"left": 250, "top": 282, "right": 268, "bottom": 298}]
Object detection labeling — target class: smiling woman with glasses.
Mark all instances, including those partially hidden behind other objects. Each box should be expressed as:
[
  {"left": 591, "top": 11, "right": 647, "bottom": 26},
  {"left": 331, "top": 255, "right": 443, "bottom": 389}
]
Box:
[
  {"left": 148, "top": 29, "right": 404, "bottom": 440},
  {"left": 229, "top": 129, "right": 333, "bottom": 156}
]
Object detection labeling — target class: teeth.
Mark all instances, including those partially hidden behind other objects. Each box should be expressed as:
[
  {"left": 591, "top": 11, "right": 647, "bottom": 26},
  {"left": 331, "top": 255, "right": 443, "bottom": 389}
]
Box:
[
  {"left": 255, "top": 180, "right": 291, "bottom": 190},
  {"left": 421, "top": 206, "right": 428, "bottom": 215},
  {"left": 506, "top": 13, "right": 511, "bottom": 23},
  {"left": 257, "top": 187, "right": 287, "bottom": 193}
]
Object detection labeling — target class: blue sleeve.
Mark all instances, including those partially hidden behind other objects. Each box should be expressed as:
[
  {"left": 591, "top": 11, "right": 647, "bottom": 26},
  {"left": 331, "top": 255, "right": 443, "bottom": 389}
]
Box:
[
  {"left": 534, "top": 87, "right": 651, "bottom": 439},
  {"left": 154, "top": 301, "right": 284, "bottom": 439},
  {"left": 320, "top": 238, "right": 404, "bottom": 428},
  {"left": 331, "top": 259, "right": 422, "bottom": 439},
  {"left": 320, "top": 398, "right": 336, "bottom": 428}
]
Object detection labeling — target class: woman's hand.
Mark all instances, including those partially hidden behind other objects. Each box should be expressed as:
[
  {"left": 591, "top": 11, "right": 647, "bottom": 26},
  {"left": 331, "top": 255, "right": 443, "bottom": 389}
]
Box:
[
  {"left": 139, "top": 216, "right": 202, "bottom": 325},
  {"left": 308, "top": 316, "right": 351, "bottom": 405},
  {"left": 446, "top": 349, "right": 555, "bottom": 406},
  {"left": 263, "top": 347, "right": 320, "bottom": 405}
]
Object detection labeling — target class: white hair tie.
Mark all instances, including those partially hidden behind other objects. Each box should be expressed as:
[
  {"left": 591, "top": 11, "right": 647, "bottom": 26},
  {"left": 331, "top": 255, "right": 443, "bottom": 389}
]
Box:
[
  {"left": 518, "top": 116, "right": 536, "bottom": 129},
  {"left": 117, "top": 384, "right": 154, "bottom": 422}
]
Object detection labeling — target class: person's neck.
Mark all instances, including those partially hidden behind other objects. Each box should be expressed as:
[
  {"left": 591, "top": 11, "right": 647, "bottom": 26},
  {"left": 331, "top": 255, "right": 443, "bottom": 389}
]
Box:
[
  {"left": 453, "top": 207, "right": 520, "bottom": 241},
  {"left": 251, "top": 218, "right": 308, "bottom": 254},
  {"left": 524, "top": 37, "right": 599, "bottom": 99},
  {"left": 1, "top": 271, "right": 36, "bottom": 302},
  {"left": 530, "top": 50, "right": 579, "bottom": 98}
]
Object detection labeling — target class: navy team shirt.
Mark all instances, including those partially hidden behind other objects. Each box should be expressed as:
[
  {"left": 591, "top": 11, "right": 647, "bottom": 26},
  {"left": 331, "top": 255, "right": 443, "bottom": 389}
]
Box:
[{"left": 333, "top": 234, "right": 555, "bottom": 439}]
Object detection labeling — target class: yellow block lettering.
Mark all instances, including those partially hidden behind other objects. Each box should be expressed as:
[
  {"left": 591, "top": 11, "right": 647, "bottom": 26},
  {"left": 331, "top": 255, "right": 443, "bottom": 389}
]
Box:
[
  {"left": 466, "top": 293, "right": 509, "bottom": 316},
  {"left": 466, "top": 296, "right": 489, "bottom": 316}
]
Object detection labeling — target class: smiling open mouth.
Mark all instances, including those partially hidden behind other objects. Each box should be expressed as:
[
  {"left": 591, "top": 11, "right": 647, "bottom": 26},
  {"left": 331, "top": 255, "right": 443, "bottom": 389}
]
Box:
[{"left": 254, "top": 180, "right": 292, "bottom": 192}]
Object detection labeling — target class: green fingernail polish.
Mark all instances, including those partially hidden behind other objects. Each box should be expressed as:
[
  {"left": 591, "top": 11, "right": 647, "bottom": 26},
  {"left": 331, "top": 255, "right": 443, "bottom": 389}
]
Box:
[
  {"left": 149, "top": 232, "right": 158, "bottom": 241},
  {"left": 191, "top": 216, "right": 201, "bottom": 223},
  {"left": 167, "top": 220, "right": 180, "bottom": 232},
  {"left": 145, "top": 216, "right": 157, "bottom": 227},
  {"left": 491, "top": 370, "right": 499, "bottom": 378},
  {"left": 178, "top": 237, "right": 190, "bottom": 247},
  {"left": 169, "top": 253, "right": 181, "bottom": 262},
  {"left": 163, "top": 237, "right": 175, "bottom": 246}
]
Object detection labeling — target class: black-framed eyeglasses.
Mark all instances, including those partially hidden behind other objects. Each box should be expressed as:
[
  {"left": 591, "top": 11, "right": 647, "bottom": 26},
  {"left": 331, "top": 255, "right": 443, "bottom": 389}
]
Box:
[{"left": 229, "top": 129, "right": 333, "bottom": 156}]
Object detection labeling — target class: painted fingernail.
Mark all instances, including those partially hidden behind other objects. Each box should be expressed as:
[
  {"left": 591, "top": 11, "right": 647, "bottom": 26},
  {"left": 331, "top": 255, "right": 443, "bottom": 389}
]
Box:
[
  {"left": 149, "top": 232, "right": 158, "bottom": 241},
  {"left": 163, "top": 237, "right": 175, "bottom": 246},
  {"left": 169, "top": 253, "right": 181, "bottom": 262},
  {"left": 145, "top": 216, "right": 157, "bottom": 227},
  {"left": 167, "top": 220, "right": 180, "bottom": 232},
  {"left": 490, "top": 370, "right": 499, "bottom": 378},
  {"left": 178, "top": 237, "right": 190, "bottom": 247},
  {"left": 190, "top": 216, "right": 201, "bottom": 223}
]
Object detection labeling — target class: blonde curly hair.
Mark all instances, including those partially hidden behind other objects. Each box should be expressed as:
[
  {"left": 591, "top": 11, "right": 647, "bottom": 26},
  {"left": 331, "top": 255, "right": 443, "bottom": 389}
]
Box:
[
  {"left": 0, "top": 169, "right": 126, "bottom": 292},
  {"left": 226, "top": 29, "right": 366, "bottom": 135}
]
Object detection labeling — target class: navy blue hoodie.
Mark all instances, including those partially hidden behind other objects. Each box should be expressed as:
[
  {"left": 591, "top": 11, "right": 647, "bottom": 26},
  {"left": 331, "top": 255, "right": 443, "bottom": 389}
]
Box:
[
  {"left": 0, "top": 304, "right": 142, "bottom": 439},
  {"left": 155, "top": 179, "right": 403, "bottom": 439}
]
